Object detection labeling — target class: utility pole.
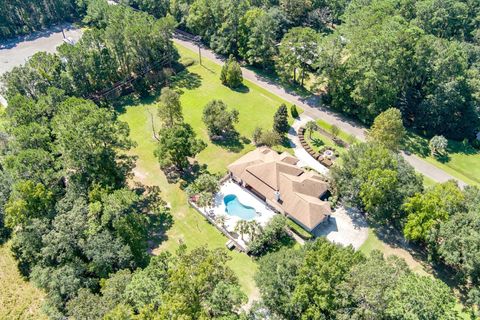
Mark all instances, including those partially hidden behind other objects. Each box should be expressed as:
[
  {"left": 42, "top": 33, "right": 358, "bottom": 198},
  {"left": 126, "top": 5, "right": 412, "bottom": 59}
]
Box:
[{"left": 194, "top": 35, "right": 202, "bottom": 65}]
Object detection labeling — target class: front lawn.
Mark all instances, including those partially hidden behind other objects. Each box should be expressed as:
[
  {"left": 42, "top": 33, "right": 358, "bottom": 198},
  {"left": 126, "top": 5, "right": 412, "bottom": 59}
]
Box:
[
  {"left": 117, "top": 43, "right": 300, "bottom": 297},
  {"left": 404, "top": 131, "right": 480, "bottom": 186}
]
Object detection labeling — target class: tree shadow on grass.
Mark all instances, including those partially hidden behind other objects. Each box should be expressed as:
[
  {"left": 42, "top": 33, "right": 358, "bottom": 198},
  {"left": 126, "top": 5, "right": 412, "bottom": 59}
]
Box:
[
  {"left": 403, "top": 131, "right": 430, "bottom": 157},
  {"left": 211, "top": 132, "right": 246, "bottom": 153},
  {"left": 372, "top": 224, "right": 468, "bottom": 293},
  {"left": 169, "top": 70, "right": 202, "bottom": 93},
  {"left": 231, "top": 84, "right": 250, "bottom": 93}
]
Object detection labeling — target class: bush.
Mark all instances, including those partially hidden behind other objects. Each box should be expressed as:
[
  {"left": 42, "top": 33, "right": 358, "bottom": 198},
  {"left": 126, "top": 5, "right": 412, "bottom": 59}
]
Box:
[
  {"left": 258, "top": 130, "right": 281, "bottom": 147},
  {"left": 180, "top": 57, "right": 195, "bottom": 67},
  {"left": 220, "top": 55, "right": 243, "bottom": 88},
  {"left": 286, "top": 218, "right": 313, "bottom": 240},
  {"left": 252, "top": 127, "right": 263, "bottom": 145},
  {"left": 291, "top": 104, "right": 299, "bottom": 118}
]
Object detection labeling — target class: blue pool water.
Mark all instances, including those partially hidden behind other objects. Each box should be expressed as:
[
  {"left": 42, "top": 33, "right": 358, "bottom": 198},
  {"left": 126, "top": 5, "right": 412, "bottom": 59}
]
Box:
[{"left": 224, "top": 194, "right": 256, "bottom": 220}]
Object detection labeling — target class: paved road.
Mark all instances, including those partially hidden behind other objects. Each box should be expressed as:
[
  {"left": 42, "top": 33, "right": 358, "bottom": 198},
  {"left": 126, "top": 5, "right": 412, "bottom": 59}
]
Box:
[
  {"left": 0, "top": 24, "right": 83, "bottom": 106},
  {"left": 173, "top": 35, "right": 467, "bottom": 187},
  {"left": 0, "top": 23, "right": 83, "bottom": 75}
]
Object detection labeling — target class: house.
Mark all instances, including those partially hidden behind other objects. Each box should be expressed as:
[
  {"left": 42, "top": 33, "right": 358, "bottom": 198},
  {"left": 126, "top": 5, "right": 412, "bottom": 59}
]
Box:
[{"left": 228, "top": 147, "right": 331, "bottom": 232}]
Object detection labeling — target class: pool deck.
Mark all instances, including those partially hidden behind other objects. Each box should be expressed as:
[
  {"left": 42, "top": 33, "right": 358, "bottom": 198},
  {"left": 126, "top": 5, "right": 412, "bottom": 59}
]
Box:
[{"left": 212, "top": 181, "right": 277, "bottom": 244}]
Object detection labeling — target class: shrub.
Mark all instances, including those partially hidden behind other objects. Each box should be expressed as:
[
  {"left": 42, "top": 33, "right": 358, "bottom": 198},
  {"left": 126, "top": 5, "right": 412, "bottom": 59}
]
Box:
[
  {"left": 429, "top": 135, "right": 448, "bottom": 157},
  {"left": 330, "top": 124, "right": 340, "bottom": 139},
  {"left": 259, "top": 130, "right": 281, "bottom": 147},
  {"left": 220, "top": 55, "right": 243, "bottom": 88},
  {"left": 252, "top": 127, "right": 263, "bottom": 145},
  {"left": 286, "top": 218, "right": 313, "bottom": 240},
  {"left": 291, "top": 104, "right": 299, "bottom": 118},
  {"left": 180, "top": 57, "right": 195, "bottom": 67}
]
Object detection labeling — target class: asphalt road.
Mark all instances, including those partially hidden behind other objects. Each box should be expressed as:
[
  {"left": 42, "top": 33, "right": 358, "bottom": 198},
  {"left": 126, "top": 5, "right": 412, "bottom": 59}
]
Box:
[
  {"left": 173, "top": 35, "right": 467, "bottom": 188},
  {"left": 0, "top": 23, "right": 83, "bottom": 75}
]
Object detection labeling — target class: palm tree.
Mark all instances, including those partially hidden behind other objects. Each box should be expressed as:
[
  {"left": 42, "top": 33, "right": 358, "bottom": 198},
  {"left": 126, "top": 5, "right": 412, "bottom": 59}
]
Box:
[
  {"left": 246, "top": 220, "right": 263, "bottom": 242},
  {"left": 304, "top": 121, "right": 318, "bottom": 139},
  {"left": 197, "top": 191, "right": 214, "bottom": 209},
  {"left": 234, "top": 220, "right": 249, "bottom": 241},
  {"left": 215, "top": 214, "right": 228, "bottom": 229}
]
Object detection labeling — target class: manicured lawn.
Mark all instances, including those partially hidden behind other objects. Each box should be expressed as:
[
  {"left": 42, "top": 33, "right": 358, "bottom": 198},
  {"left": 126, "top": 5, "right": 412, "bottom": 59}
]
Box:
[
  {"left": 404, "top": 131, "right": 480, "bottom": 186},
  {"left": 117, "top": 43, "right": 301, "bottom": 297},
  {"left": 0, "top": 242, "right": 47, "bottom": 320}
]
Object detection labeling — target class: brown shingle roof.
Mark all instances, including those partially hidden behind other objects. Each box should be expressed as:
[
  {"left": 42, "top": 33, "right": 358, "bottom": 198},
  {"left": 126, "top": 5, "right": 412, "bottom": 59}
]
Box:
[{"left": 228, "top": 147, "right": 331, "bottom": 231}]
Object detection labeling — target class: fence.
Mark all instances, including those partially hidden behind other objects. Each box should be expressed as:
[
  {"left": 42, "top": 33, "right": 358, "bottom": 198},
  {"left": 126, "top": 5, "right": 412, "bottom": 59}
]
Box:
[{"left": 187, "top": 199, "right": 248, "bottom": 252}]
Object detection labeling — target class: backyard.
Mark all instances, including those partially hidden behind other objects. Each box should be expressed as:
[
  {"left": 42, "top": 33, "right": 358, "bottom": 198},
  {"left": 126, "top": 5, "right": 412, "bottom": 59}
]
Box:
[{"left": 117, "top": 43, "right": 300, "bottom": 298}]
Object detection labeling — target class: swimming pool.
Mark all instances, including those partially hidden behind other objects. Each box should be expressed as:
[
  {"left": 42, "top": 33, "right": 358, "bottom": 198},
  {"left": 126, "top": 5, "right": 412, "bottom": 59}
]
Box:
[{"left": 224, "top": 194, "right": 256, "bottom": 220}]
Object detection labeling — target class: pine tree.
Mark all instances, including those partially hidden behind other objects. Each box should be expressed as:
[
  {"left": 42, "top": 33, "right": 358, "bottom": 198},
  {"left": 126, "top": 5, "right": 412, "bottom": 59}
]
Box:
[{"left": 273, "top": 104, "right": 289, "bottom": 134}]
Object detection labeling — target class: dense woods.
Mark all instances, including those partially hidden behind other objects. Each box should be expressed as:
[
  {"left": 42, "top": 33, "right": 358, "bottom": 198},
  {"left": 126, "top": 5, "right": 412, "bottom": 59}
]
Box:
[
  {"left": 0, "top": 0, "right": 81, "bottom": 40},
  {"left": 1, "top": 1, "right": 177, "bottom": 101},
  {"left": 130, "top": 0, "right": 480, "bottom": 140},
  {"left": 254, "top": 239, "right": 458, "bottom": 319},
  {"left": 332, "top": 141, "right": 480, "bottom": 314},
  {"left": 0, "top": 2, "right": 179, "bottom": 318}
]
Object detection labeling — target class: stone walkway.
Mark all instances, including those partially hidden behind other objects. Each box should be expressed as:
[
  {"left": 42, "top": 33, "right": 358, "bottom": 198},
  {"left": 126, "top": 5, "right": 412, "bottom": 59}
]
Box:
[{"left": 288, "top": 114, "right": 329, "bottom": 175}]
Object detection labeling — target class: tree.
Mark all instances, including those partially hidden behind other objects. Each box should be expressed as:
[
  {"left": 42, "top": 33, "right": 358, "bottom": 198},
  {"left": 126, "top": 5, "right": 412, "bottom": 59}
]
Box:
[
  {"left": 255, "top": 247, "right": 306, "bottom": 319},
  {"left": 429, "top": 135, "right": 448, "bottom": 157},
  {"left": 220, "top": 55, "right": 244, "bottom": 88},
  {"left": 214, "top": 214, "right": 228, "bottom": 229},
  {"left": 403, "top": 181, "right": 465, "bottom": 243},
  {"left": 276, "top": 27, "right": 319, "bottom": 85},
  {"left": 186, "top": 173, "right": 220, "bottom": 197},
  {"left": 290, "top": 104, "right": 299, "bottom": 118},
  {"left": 330, "top": 124, "right": 340, "bottom": 140},
  {"left": 234, "top": 220, "right": 250, "bottom": 241},
  {"left": 0, "top": 0, "right": 80, "bottom": 40},
  {"left": 155, "top": 122, "right": 207, "bottom": 170},
  {"left": 336, "top": 250, "right": 410, "bottom": 319},
  {"left": 240, "top": 8, "right": 279, "bottom": 68},
  {"left": 157, "top": 87, "right": 183, "bottom": 128},
  {"left": 304, "top": 121, "right": 318, "bottom": 139},
  {"left": 252, "top": 126, "right": 263, "bottom": 145},
  {"left": 273, "top": 104, "right": 289, "bottom": 134},
  {"left": 202, "top": 100, "right": 239, "bottom": 139},
  {"left": 279, "top": 0, "right": 312, "bottom": 25},
  {"left": 5, "top": 180, "right": 54, "bottom": 229},
  {"left": 258, "top": 130, "right": 282, "bottom": 147},
  {"left": 186, "top": 173, "right": 220, "bottom": 208},
  {"left": 367, "top": 108, "right": 406, "bottom": 151},
  {"left": 52, "top": 97, "right": 134, "bottom": 188},
  {"left": 438, "top": 210, "right": 480, "bottom": 291},
  {"left": 246, "top": 220, "right": 263, "bottom": 242},
  {"left": 385, "top": 273, "right": 457, "bottom": 319},
  {"left": 330, "top": 143, "right": 422, "bottom": 223},
  {"left": 249, "top": 215, "right": 291, "bottom": 256},
  {"left": 126, "top": 247, "right": 246, "bottom": 318}
]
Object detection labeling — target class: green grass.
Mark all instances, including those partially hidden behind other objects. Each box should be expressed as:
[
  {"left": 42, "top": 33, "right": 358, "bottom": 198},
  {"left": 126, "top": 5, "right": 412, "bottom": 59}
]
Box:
[
  {"left": 0, "top": 242, "right": 47, "bottom": 320},
  {"left": 117, "top": 43, "right": 302, "bottom": 298},
  {"left": 404, "top": 131, "right": 480, "bottom": 186},
  {"left": 316, "top": 119, "right": 358, "bottom": 144}
]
